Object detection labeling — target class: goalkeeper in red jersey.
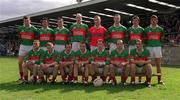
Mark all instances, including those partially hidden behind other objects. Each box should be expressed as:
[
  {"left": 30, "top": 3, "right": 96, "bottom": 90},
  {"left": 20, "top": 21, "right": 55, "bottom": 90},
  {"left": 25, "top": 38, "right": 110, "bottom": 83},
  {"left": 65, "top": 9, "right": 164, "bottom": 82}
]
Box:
[{"left": 89, "top": 15, "right": 107, "bottom": 51}]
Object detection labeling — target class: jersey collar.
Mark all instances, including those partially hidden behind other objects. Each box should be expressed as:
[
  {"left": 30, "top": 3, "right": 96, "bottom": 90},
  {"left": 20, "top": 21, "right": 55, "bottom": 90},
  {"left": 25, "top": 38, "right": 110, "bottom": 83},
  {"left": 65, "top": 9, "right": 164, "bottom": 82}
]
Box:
[
  {"left": 80, "top": 49, "right": 87, "bottom": 54},
  {"left": 113, "top": 23, "right": 122, "bottom": 27},
  {"left": 132, "top": 25, "right": 140, "bottom": 29},
  {"left": 150, "top": 24, "right": 159, "bottom": 28}
]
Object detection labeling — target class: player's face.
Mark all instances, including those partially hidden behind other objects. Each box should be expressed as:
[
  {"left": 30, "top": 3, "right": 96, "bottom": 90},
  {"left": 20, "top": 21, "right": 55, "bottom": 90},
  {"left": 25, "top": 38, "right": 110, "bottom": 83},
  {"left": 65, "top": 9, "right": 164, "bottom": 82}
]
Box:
[
  {"left": 116, "top": 42, "right": 123, "bottom": 49},
  {"left": 80, "top": 43, "right": 86, "bottom": 51},
  {"left": 65, "top": 45, "right": 72, "bottom": 52},
  {"left": 97, "top": 42, "right": 104, "bottom": 50},
  {"left": 94, "top": 17, "right": 101, "bottom": 26},
  {"left": 57, "top": 19, "right": 63, "bottom": 27},
  {"left": 76, "top": 14, "right": 82, "bottom": 23},
  {"left": 132, "top": 18, "right": 139, "bottom": 26},
  {"left": 47, "top": 44, "right": 53, "bottom": 51},
  {"left": 150, "top": 18, "right": 158, "bottom": 26},
  {"left": 33, "top": 42, "right": 40, "bottom": 49},
  {"left": 114, "top": 15, "right": 120, "bottom": 23},
  {"left": 23, "top": 19, "right": 31, "bottom": 26},
  {"left": 42, "top": 20, "right": 49, "bottom": 27},
  {"left": 136, "top": 42, "right": 143, "bottom": 49}
]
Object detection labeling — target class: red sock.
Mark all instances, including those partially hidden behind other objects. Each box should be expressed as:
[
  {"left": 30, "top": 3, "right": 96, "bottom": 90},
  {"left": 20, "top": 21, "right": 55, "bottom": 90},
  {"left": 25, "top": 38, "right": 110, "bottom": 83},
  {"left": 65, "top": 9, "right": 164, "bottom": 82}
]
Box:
[
  {"left": 111, "top": 76, "right": 116, "bottom": 82},
  {"left": 20, "top": 72, "right": 23, "bottom": 79},
  {"left": 121, "top": 75, "right": 124, "bottom": 82},
  {"left": 158, "top": 75, "right": 161, "bottom": 82},
  {"left": 74, "top": 76, "right": 78, "bottom": 81},
  {"left": 33, "top": 76, "right": 37, "bottom": 81},
  {"left": 62, "top": 75, "right": 67, "bottom": 81},
  {"left": 101, "top": 76, "right": 107, "bottom": 82},
  {"left": 24, "top": 76, "right": 28, "bottom": 81},
  {"left": 84, "top": 77, "right": 88, "bottom": 81},
  {"left": 68, "top": 75, "right": 73, "bottom": 81},
  {"left": 124, "top": 76, "right": 128, "bottom": 82},
  {"left": 146, "top": 77, "right": 151, "bottom": 83},
  {"left": 92, "top": 74, "right": 97, "bottom": 81},
  {"left": 131, "top": 77, "right": 135, "bottom": 82}
]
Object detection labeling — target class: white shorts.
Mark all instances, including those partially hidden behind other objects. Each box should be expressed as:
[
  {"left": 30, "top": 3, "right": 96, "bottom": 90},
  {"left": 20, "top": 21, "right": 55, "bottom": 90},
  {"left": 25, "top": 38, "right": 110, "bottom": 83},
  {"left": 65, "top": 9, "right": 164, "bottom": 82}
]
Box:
[
  {"left": 146, "top": 47, "right": 162, "bottom": 58},
  {"left": 72, "top": 42, "right": 80, "bottom": 52},
  {"left": 41, "top": 47, "right": 47, "bottom": 51},
  {"left": 128, "top": 45, "right": 136, "bottom": 54},
  {"left": 54, "top": 44, "right": 65, "bottom": 53},
  {"left": 18, "top": 45, "right": 32, "bottom": 56},
  {"left": 109, "top": 43, "right": 116, "bottom": 53},
  {"left": 90, "top": 45, "right": 97, "bottom": 51}
]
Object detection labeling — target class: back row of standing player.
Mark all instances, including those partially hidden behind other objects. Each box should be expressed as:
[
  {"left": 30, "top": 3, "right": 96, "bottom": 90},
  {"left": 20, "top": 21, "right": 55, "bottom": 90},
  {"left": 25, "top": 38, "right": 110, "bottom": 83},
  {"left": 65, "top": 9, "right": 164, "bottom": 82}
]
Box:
[{"left": 17, "top": 13, "right": 164, "bottom": 85}]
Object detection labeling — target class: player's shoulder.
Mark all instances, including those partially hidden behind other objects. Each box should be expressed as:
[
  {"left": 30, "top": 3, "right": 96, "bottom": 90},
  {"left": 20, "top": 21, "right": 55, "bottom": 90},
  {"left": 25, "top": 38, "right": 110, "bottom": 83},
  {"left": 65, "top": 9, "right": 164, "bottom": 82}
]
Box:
[
  {"left": 111, "top": 49, "right": 116, "bottom": 54},
  {"left": 138, "top": 26, "right": 144, "bottom": 30},
  {"left": 157, "top": 25, "right": 164, "bottom": 30},
  {"left": 130, "top": 48, "right": 136, "bottom": 53},
  {"left": 108, "top": 25, "right": 114, "bottom": 30},
  {"left": 39, "top": 49, "right": 45, "bottom": 53},
  {"left": 91, "top": 49, "right": 97, "bottom": 53},
  {"left": 64, "top": 27, "right": 70, "bottom": 31},
  {"left": 31, "top": 25, "right": 37, "bottom": 29},
  {"left": 145, "top": 26, "right": 151, "bottom": 29},
  {"left": 121, "top": 25, "right": 127, "bottom": 29},
  {"left": 101, "top": 26, "right": 107, "bottom": 30},
  {"left": 82, "top": 23, "right": 88, "bottom": 27},
  {"left": 144, "top": 48, "right": 150, "bottom": 52},
  {"left": 123, "top": 49, "right": 129, "bottom": 54}
]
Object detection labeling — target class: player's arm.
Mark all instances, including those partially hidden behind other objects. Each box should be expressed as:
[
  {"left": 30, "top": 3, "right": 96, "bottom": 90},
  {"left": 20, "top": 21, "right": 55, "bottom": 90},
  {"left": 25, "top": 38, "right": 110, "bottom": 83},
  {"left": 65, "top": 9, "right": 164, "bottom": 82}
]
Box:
[
  {"left": 33, "top": 26, "right": 39, "bottom": 39},
  {"left": 110, "top": 51, "right": 115, "bottom": 64},
  {"left": 124, "top": 27, "right": 128, "bottom": 44},
  {"left": 105, "top": 51, "right": 110, "bottom": 65}
]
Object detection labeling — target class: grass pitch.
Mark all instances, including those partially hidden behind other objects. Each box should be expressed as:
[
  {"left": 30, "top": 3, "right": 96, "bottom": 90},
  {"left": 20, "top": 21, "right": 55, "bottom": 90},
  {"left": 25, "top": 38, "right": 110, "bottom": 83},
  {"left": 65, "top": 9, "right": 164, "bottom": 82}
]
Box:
[{"left": 0, "top": 57, "right": 180, "bottom": 100}]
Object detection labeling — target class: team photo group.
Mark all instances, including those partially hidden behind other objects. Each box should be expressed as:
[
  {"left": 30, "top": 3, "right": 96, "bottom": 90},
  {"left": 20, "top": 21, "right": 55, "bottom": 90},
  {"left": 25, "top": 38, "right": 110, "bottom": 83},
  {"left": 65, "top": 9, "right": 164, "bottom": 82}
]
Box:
[{"left": 17, "top": 13, "right": 164, "bottom": 88}]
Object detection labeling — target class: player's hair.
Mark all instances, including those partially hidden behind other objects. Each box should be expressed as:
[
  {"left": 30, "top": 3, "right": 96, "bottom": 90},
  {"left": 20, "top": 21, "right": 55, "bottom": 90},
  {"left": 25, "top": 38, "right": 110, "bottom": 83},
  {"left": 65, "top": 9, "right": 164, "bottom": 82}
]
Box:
[
  {"left": 65, "top": 42, "right": 72, "bottom": 47},
  {"left": 76, "top": 13, "right": 82, "bottom": 17},
  {"left": 23, "top": 16, "right": 30, "bottom": 20},
  {"left": 136, "top": 39, "right": 142, "bottom": 44},
  {"left": 47, "top": 42, "right": 54, "bottom": 47},
  {"left": 33, "top": 40, "right": 40, "bottom": 43},
  {"left": 96, "top": 39, "right": 104, "bottom": 44},
  {"left": 114, "top": 14, "right": 121, "bottom": 17},
  {"left": 41, "top": 17, "right": 49, "bottom": 23},
  {"left": 116, "top": 39, "right": 124, "bottom": 44},
  {"left": 57, "top": 17, "right": 63, "bottom": 21},
  {"left": 151, "top": 15, "right": 158, "bottom": 19},
  {"left": 94, "top": 15, "right": 101, "bottom": 20},
  {"left": 132, "top": 15, "right": 140, "bottom": 21},
  {"left": 80, "top": 41, "right": 86, "bottom": 45}
]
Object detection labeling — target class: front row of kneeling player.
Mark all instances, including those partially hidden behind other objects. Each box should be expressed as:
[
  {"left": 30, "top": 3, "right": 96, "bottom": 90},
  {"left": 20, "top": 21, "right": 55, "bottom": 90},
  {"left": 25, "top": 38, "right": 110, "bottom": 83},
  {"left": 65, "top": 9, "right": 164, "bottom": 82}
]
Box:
[{"left": 21, "top": 39, "right": 152, "bottom": 87}]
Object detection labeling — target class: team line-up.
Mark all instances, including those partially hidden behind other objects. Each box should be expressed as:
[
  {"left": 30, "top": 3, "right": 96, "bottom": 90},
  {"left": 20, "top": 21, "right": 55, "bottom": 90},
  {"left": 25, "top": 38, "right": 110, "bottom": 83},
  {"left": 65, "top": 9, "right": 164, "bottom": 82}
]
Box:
[{"left": 17, "top": 13, "right": 165, "bottom": 87}]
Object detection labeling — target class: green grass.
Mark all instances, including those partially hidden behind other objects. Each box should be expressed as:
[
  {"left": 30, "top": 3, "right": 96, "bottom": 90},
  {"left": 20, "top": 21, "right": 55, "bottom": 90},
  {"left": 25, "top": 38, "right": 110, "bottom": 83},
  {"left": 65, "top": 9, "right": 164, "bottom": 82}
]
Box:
[{"left": 0, "top": 57, "right": 180, "bottom": 100}]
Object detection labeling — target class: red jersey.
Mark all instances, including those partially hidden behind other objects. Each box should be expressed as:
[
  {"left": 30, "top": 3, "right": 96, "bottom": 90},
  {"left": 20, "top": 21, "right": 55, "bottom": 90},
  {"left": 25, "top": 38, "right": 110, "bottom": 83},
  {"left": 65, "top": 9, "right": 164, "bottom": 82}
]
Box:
[{"left": 89, "top": 26, "right": 107, "bottom": 46}]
